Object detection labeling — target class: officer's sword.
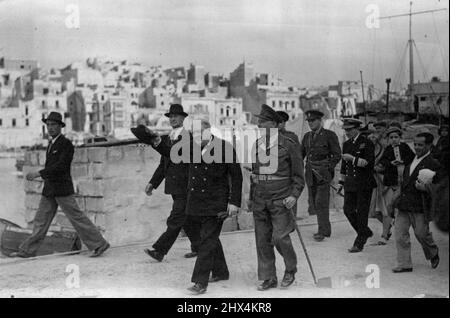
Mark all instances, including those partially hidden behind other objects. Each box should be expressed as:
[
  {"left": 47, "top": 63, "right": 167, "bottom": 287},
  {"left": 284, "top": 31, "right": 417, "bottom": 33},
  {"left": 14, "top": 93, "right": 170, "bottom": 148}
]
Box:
[{"left": 311, "top": 168, "right": 344, "bottom": 197}]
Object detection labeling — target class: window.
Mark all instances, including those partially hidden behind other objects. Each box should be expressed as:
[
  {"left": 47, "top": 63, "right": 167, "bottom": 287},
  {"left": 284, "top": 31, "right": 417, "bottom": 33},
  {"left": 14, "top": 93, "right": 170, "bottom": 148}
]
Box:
[
  {"left": 232, "top": 120, "right": 235, "bottom": 125},
  {"left": 161, "top": 101, "right": 164, "bottom": 106},
  {"left": 0, "top": 119, "right": 2, "bottom": 126},
  {"left": 43, "top": 88, "right": 49, "bottom": 95},
  {"left": 56, "top": 100, "right": 59, "bottom": 108},
  {"left": 221, "top": 108, "right": 224, "bottom": 115},
  {"left": 279, "top": 101, "right": 282, "bottom": 108},
  {"left": 272, "top": 101, "right": 275, "bottom": 108},
  {"left": 226, "top": 106, "right": 230, "bottom": 117},
  {"left": 41, "top": 100, "right": 45, "bottom": 107},
  {"left": 233, "top": 108, "right": 236, "bottom": 115},
  {"left": 20, "top": 65, "right": 24, "bottom": 69},
  {"left": 12, "top": 119, "right": 16, "bottom": 127},
  {"left": 26, "top": 119, "right": 29, "bottom": 126},
  {"left": 291, "top": 101, "right": 295, "bottom": 109},
  {"left": 420, "top": 96, "right": 427, "bottom": 102},
  {"left": 25, "top": 106, "right": 28, "bottom": 116}
]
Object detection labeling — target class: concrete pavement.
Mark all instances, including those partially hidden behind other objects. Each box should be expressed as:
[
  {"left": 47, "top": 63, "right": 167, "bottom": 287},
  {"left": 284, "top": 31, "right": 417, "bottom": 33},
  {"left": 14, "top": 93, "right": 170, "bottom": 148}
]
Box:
[{"left": 0, "top": 215, "right": 448, "bottom": 298}]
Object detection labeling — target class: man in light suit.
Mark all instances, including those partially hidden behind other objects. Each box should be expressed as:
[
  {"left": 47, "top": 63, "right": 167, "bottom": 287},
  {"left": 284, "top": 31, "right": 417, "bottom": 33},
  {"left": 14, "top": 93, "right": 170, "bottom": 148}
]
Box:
[{"left": 392, "top": 132, "right": 441, "bottom": 273}]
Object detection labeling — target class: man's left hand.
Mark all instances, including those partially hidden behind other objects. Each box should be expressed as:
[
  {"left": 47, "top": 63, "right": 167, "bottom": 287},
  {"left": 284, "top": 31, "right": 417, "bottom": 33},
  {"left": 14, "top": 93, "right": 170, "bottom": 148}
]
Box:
[
  {"left": 26, "top": 172, "right": 40, "bottom": 181},
  {"left": 227, "top": 204, "right": 239, "bottom": 216},
  {"left": 342, "top": 154, "right": 354, "bottom": 162},
  {"left": 283, "top": 196, "right": 297, "bottom": 210}
]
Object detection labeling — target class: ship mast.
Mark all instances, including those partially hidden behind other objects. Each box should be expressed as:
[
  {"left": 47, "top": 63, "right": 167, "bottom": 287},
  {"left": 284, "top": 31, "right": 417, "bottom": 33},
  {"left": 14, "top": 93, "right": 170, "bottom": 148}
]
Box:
[{"left": 380, "top": 2, "right": 446, "bottom": 115}]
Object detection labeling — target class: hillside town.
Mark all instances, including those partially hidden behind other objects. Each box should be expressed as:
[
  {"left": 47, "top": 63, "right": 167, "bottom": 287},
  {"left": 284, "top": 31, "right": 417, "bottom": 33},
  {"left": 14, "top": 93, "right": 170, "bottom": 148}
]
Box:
[{"left": 2, "top": 56, "right": 447, "bottom": 149}]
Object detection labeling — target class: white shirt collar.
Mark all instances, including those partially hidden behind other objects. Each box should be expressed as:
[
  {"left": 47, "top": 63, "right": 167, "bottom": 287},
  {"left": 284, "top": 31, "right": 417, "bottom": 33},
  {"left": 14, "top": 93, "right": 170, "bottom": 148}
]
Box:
[
  {"left": 169, "top": 127, "right": 184, "bottom": 141},
  {"left": 410, "top": 151, "right": 431, "bottom": 174},
  {"left": 50, "top": 134, "right": 62, "bottom": 144}
]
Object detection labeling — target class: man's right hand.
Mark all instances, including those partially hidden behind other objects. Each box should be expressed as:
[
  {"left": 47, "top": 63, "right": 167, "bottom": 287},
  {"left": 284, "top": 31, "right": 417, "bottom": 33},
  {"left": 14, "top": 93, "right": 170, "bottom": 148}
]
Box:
[{"left": 145, "top": 183, "right": 154, "bottom": 196}]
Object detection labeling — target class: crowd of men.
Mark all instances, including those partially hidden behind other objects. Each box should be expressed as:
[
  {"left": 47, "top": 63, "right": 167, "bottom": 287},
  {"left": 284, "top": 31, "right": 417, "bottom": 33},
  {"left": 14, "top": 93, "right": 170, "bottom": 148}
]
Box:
[{"left": 10, "top": 104, "right": 449, "bottom": 295}]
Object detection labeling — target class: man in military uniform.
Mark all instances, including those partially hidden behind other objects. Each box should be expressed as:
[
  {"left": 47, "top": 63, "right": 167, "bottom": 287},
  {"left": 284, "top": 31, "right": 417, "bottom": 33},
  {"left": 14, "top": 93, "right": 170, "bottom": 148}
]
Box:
[
  {"left": 340, "top": 118, "right": 376, "bottom": 253},
  {"left": 276, "top": 111, "right": 300, "bottom": 144},
  {"left": 250, "top": 104, "right": 305, "bottom": 291},
  {"left": 300, "top": 110, "right": 341, "bottom": 242}
]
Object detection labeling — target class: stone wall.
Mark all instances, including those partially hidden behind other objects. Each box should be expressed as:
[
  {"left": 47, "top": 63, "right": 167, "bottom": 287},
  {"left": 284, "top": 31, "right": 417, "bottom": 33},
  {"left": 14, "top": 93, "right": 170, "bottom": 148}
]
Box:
[{"left": 23, "top": 144, "right": 343, "bottom": 246}]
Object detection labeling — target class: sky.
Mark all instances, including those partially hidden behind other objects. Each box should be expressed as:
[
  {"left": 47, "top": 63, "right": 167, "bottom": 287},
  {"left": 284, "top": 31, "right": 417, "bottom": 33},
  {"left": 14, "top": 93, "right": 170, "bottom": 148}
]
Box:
[{"left": 0, "top": 0, "right": 449, "bottom": 91}]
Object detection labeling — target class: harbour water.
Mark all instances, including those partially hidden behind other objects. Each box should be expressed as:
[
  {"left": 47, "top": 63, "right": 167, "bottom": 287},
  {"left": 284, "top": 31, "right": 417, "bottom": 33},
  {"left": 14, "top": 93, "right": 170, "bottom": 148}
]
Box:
[{"left": 0, "top": 158, "right": 27, "bottom": 227}]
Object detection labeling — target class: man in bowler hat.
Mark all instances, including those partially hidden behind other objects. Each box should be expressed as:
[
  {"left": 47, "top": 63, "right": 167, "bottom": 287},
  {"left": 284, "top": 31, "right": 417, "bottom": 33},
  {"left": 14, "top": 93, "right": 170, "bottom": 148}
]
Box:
[
  {"left": 301, "top": 110, "right": 341, "bottom": 241},
  {"left": 10, "top": 112, "right": 110, "bottom": 258},
  {"left": 140, "top": 104, "right": 200, "bottom": 262}
]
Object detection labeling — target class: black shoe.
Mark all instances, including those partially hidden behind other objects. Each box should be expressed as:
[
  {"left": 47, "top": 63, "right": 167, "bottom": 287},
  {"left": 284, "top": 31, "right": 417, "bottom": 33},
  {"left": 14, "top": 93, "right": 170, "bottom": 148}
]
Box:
[
  {"left": 209, "top": 275, "right": 229, "bottom": 283},
  {"left": 392, "top": 267, "right": 413, "bottom": 273},
  {"left": 90, "top": 242, "right": 110, "bottom": 258},
  {"left": 9, "top": 251, "right": 34, "bottom": 258},
  {"left": 280, "top": 272, "right": 295, "bottom": 288},
  {"left": 314, "top": 234, "right": 325, "bottom": 242},
  {"left": 187, "top": 283, "right": 207, "bottom": 295},
  {"left": 144, "top": 249, "right": 164, "bottom": 262},
  {"left": 184, "top": 252, "right": 198, "bottom": 258},
  {"left": 431, "top": 254, "right": 440, "bottom": 269},
  {"left": 348, "top": 246, "right": 363, "bottom": 253},
  {"left": 257, "top": 278, "right": 278, "bottom": 291}
]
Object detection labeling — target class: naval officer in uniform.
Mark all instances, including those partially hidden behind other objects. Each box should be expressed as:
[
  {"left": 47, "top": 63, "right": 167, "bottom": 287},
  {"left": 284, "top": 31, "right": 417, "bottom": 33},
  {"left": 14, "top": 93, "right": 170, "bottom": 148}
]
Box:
[{"left": 340, "top": 118, "right": 376, "bottom": 253}]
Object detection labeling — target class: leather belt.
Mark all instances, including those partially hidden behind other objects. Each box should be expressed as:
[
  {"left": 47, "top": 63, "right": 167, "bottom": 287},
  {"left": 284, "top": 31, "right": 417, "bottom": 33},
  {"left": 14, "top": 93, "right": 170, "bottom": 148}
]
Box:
[{"left": 252, "top": 174, "right": 289, "bottom": 182}]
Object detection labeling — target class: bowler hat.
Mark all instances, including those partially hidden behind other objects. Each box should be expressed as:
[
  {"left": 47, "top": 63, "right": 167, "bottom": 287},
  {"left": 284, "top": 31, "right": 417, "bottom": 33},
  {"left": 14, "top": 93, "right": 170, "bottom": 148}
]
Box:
[
  {"left": 276, "top": 111, "right": 289, "bottom": 123},
  {"left": 305, "top": 110, "right": 324, "bottom": 121},
  {"left": 254, "top": 104, "right": 282, "bottom": 123},
  {"left": 42, "top": 112, "right": 65, "bottom": 127},
  {"left": 342, "top": 118, "right": 362, "bottom": 130},
  {"left": 130, "top": 125, "right": 159, "bottom": 145},
  {"left": 164, "top": 104, "right": 188, "bottom": 118}
]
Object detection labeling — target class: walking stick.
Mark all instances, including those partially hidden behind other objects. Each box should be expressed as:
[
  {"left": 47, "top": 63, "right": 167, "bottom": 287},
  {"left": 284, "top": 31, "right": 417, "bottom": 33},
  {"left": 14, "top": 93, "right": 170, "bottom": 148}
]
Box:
[{"left": 289, "top": 208, "right": 318, "bottom": 285}]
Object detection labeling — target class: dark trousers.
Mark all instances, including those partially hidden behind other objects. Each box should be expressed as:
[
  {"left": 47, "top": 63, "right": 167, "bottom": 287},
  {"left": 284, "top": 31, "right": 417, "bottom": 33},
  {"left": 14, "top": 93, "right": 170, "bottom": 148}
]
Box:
[
  {"left": 253, "top": 197, "right": 297, "bottom": 281},
  {"left": 191, "top": 216, "right": 229, "bottom": 286},
  {"left": 344, "top": 188, "right": 373, "bottom": 249},
  {"left": 153, "top": 195, "right": 200, "bottom": 255},
  {"left": 307, "top": 182, "right": 331, "bottom": 236},
  {"left": 19, "top": 195, "right": 107, "bottom": 256}
]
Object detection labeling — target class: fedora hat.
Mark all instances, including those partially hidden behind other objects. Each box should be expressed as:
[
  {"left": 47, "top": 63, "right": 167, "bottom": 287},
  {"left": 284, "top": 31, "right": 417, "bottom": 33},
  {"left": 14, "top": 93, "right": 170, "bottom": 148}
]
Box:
[
  {"left": 130, "top": 125, "right": 159, "bottom": 145},
  {"left": 254, "top": 104, "right": 282, "bottom": 123},
  {"left": 164, "top": 104, "right": 188, "bottom": 118},
  {"left": 42, "top": 112, "right": 65, "bottom": 127}
]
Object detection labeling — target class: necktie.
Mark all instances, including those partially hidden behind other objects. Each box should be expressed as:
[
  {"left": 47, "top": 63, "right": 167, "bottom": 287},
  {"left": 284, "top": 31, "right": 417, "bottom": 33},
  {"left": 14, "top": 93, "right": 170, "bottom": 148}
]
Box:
[{"left": 47, "top": 141, "right": 52, "bottom": 154}]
